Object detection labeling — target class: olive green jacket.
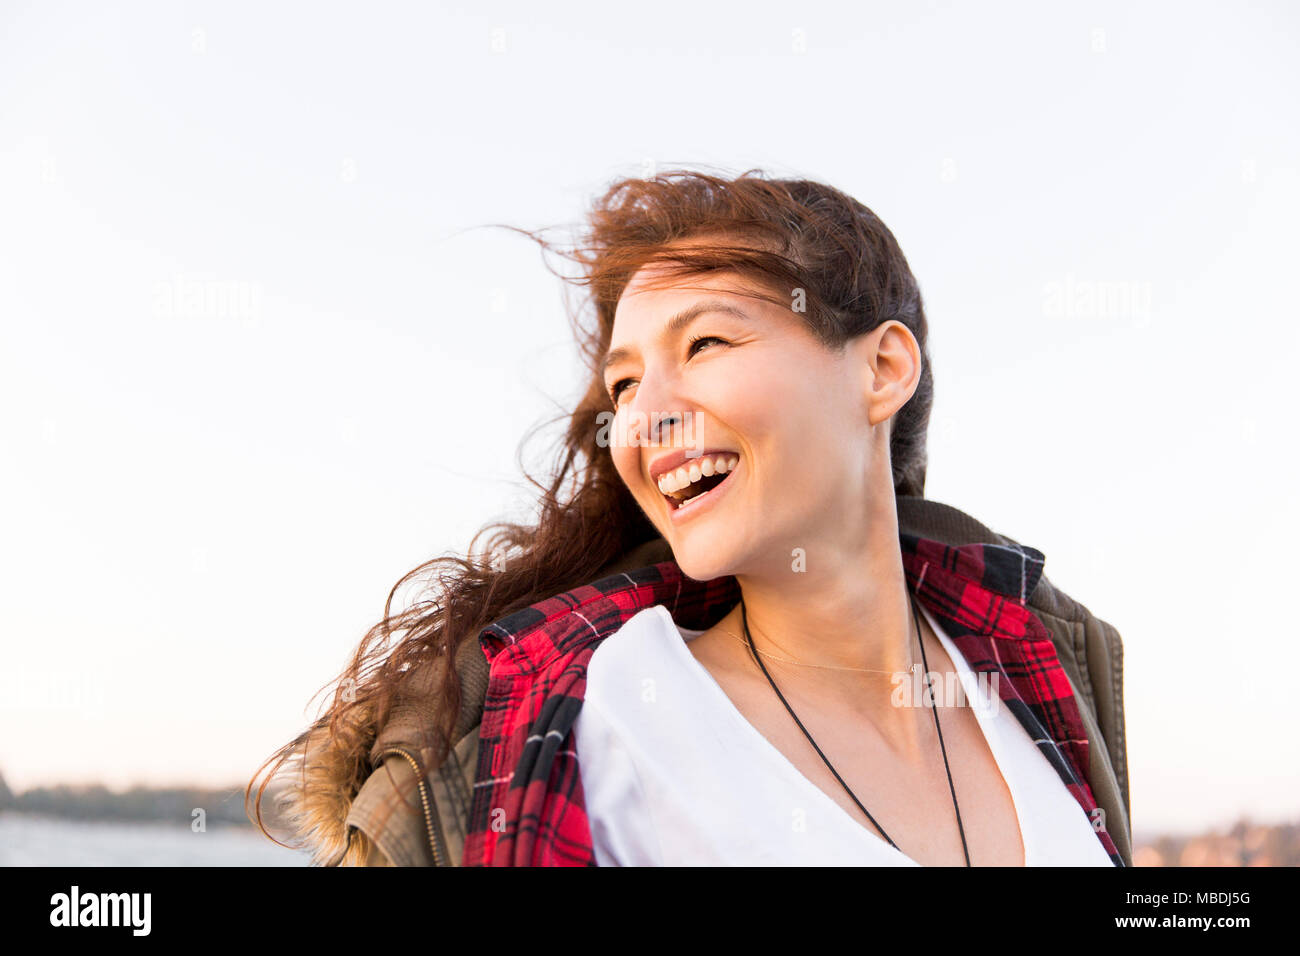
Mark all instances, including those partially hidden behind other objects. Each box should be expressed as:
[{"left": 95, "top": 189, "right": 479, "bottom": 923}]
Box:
[{"left": 323, "top": 496, "right": 1131, "bottom": 866}]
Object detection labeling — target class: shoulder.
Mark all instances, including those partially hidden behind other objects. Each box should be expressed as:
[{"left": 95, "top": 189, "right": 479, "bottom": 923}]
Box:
[
  {"left": 581, "top": 603, "right": 726, "bottom": 742},
  {"left": 477, "top": 564, "right": 693, "bottom": 672},
  {"left": 586, "top": 605, "right": 679, "bottom": 694},
  {"left": 344, "top": 754, "right": 435, "bottom": 867}
]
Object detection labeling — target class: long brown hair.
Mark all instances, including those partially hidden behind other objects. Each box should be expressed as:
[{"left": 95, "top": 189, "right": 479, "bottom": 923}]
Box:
[{"left": 246, "top": 166, "right": 933, "bottom": 862}]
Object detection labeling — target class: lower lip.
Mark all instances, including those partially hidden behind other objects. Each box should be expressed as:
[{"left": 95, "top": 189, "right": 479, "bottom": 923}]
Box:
[{"left": 666, "top": 462, "right": 740, "bottom": 526}]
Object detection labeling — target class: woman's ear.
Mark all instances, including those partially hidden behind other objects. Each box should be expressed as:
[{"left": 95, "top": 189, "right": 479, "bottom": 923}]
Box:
[{"left": 860, "top": 321, "right": 922, "bottom": 428}]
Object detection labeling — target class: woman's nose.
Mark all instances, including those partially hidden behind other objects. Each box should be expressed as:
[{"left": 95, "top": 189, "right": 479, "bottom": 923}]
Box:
[{"left": 625, "top": 370, "right": 696, "bottom": 449}]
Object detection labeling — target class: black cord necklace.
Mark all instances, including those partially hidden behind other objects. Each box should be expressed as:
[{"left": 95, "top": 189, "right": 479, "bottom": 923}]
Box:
[{"left": 739, "top": 590, "right": 972, "bottom": 866}]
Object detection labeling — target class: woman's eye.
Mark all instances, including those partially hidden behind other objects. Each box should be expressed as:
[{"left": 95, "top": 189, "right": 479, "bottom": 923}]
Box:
[
  {"left": 688, "top": 335, "right": 726, "bottom": 356},
  {"left": 608, "top": 336, "right": 728, "bottom": 404}
]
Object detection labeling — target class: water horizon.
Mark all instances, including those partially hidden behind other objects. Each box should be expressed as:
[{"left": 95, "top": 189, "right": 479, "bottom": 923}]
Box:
[{"left": 0, "top": 811, "right": 312, "bottom": 867}]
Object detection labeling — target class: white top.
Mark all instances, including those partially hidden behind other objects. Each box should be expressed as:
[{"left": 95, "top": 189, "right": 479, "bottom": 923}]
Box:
[{"left": 573, "top": 601, "right": 1115, "bottom": 866}]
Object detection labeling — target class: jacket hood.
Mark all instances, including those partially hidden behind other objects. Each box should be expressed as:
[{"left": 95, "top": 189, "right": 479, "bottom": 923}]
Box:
[{"left": 269, "top": 618, "right": 490, "bottom": 866}]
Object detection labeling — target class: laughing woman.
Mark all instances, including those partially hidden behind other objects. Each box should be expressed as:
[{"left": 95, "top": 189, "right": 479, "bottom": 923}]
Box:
[{"left": 249, "top": 168, "right": 1132, "bottom": 867}]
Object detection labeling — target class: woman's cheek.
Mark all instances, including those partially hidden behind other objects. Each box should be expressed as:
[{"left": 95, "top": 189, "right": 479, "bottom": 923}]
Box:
[{"left": 612, "top": 444, "right": 639, "bottom": 488}]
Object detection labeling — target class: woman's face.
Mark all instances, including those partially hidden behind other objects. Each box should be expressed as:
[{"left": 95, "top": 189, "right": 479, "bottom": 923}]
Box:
[{"left": 603, "top": 262, "right": 914, "bottom": 583}]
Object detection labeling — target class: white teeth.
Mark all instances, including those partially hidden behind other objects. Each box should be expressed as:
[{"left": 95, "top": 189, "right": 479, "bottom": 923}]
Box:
[{"left": 657, "top": 454, "right": 738, "bottom": 495}]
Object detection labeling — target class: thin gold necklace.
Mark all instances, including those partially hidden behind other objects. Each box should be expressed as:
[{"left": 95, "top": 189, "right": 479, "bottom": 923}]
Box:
[{"left": 707, "top": 619, "right": 919, "bottom": 675}]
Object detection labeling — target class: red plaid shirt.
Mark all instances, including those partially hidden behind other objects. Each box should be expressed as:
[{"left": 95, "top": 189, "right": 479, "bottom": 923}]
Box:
[{"left": 462, "top": 533, "right": 1125, "bottom": 866}]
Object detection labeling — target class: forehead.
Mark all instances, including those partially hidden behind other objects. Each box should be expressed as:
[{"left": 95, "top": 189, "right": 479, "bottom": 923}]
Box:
[
  {"left": 615, "top": 265, "right": 749, "bottom": 317},
  {"left": 615, "top": 230, "right": 774, "bottom": 312},
  {"left": 605, "top": 235, "right": 785, "bottom": 370},
  {"left": 606, "top": 270, "right": 765, "bottom": 371}
]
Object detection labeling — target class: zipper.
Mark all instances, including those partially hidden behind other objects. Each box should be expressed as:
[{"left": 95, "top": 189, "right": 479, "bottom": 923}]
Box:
[{"left": 375, "top": 746, "right": 449, "bottom": 867}]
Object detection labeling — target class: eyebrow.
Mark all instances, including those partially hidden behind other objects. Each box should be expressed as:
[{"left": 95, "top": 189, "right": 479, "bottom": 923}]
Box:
[{"left": 602, "top": 299, "right": 751, "bottom": 375}]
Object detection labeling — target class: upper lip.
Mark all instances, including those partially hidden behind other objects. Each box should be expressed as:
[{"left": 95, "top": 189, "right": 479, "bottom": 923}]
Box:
[{"left": 648, "top": 448, "right": 739, "bottom": 486}]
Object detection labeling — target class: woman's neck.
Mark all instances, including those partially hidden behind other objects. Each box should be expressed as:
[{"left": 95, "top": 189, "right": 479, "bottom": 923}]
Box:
[{"left": 711, "top": 505, "right": 934, "bottom": 755}]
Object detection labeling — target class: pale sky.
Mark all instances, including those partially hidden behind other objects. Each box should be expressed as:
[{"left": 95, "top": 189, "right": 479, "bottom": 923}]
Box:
[{"left": 1, "top": 0, "right": 1296, "bottom": 838}]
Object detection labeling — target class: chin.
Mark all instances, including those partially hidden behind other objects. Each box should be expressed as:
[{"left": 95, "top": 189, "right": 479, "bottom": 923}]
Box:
[{"left": 667, "top": 548, "right": 738, "bottom": 584}]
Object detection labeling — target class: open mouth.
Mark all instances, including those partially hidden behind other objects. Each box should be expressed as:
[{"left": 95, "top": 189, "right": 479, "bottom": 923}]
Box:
[{"left": 658, "top": 454, "right": 739, "bottom": 512}]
